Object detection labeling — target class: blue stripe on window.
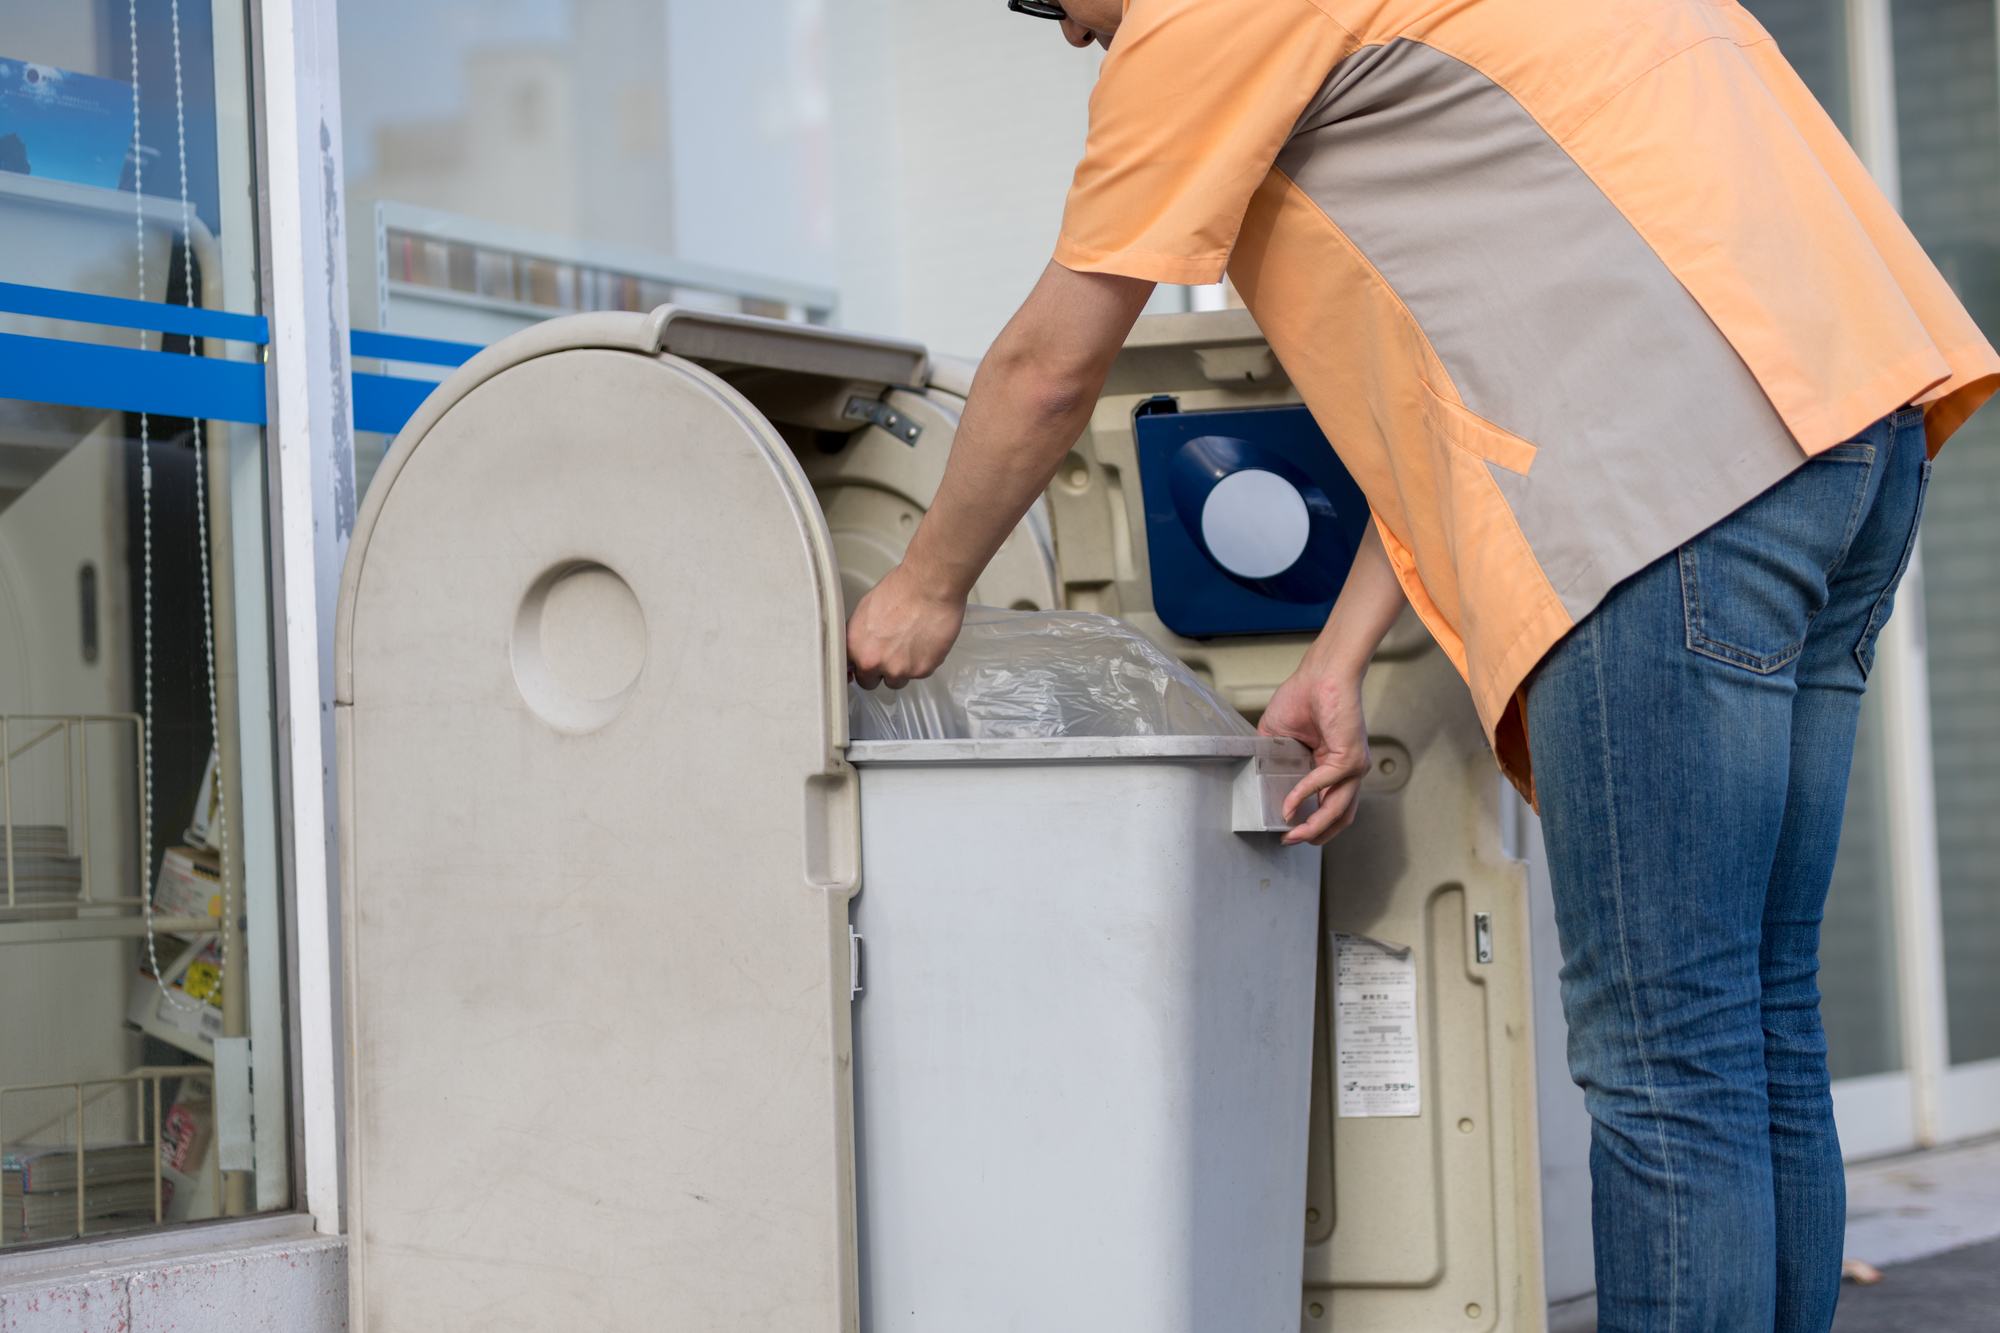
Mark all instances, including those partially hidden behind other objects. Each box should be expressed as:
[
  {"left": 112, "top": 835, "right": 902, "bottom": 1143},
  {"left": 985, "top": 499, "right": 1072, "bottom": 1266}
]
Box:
[
  {"left": 0, "top": 282, "right": 269, "bottom": 345},
  {"left": 350, "top": 330, "right": 482, "bottom": 367},
  {"left": 352, "top": 373, "right": 442, "bottom": 435},
  {"left": 0, "top": 289, "right": 486, "bottom": 435},
  {"left": 0, "top": 332, "right": 269, "bottom": 424}
]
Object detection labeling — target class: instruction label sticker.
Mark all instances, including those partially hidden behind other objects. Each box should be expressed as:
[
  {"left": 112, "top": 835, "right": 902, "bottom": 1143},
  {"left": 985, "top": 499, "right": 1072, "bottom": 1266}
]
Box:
[{"left": 1333, "top": 932, "right": 1421, "bottom": 1117}]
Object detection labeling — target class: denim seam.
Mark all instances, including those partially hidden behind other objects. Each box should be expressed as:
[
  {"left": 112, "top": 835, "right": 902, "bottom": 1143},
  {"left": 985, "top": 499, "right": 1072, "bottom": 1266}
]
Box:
[
  {"left": 1823, "top": 444, "right": 1879, "bottom": 574},
  {"left": 1852, "top": 457, "right": 1933, "bottom": 677},
  {"left": 1679, "top": 447, "right": 1876, "bottom": 676},
  {"left": 1587, "top": 609, "right": 1683, "bottom": 1327}
]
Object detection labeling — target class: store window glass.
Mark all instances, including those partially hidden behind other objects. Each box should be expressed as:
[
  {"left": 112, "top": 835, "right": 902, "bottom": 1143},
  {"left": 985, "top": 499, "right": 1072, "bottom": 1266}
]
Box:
[
  {"left": 1892, "top": 0, "right": 2000, "bottom": 1068},
  {"left": 0, "top": 0, "right": 291, "bottom": 1242},
  {"left": 337, "top": 0, "right": 839, "bottom": 495},
  {"left": 1740, "top": 0, "right": 1903, "bottom": 1080}
]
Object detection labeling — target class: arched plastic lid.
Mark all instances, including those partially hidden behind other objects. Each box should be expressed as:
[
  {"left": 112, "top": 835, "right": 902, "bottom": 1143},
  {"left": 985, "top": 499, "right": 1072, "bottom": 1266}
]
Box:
[{"left": 335, "top": 308, "right": 920, "bottom": 1329}]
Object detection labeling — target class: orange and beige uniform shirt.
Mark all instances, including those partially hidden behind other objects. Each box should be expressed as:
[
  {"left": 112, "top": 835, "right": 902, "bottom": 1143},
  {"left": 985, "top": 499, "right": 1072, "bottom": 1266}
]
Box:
[{"left": 1055, "top": 0, "right": 2000, "bottom": 799}]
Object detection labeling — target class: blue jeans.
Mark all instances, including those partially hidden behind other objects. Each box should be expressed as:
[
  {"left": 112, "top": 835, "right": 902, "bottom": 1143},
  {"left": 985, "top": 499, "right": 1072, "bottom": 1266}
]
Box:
[{"left": 1526, "top": 408, "right": 1932, "bottom": 1333}]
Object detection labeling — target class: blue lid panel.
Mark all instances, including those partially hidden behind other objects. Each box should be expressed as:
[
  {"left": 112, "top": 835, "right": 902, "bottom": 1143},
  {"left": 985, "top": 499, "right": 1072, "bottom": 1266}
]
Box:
[{"left": 1133, "top": 403, "right": 1371, "bottom": 638}]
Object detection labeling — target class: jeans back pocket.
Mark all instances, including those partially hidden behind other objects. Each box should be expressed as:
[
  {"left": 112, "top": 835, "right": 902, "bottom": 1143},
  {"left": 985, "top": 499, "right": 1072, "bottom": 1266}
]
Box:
[{"left": 1679, "top": 442, "right": 1876, "bottom": 675}]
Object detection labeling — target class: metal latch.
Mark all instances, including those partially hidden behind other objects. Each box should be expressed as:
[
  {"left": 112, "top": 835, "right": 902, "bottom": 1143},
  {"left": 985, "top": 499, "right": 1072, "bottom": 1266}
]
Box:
[{"left": 843, "top": 395, "right": 922, "bottom": 445}]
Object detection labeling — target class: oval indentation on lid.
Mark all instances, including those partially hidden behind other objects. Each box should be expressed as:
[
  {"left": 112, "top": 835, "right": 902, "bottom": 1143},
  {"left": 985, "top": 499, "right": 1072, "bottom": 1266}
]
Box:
[{"left": 513, "top": 561, "right": 647, "bottom": 730}]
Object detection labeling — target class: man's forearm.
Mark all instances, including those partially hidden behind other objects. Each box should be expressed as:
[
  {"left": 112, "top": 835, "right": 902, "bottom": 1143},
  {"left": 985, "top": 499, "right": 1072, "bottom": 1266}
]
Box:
[
  {"left": 897, "top": 262, "right": 1155, "bottom": 600},
  {"left": 897, "top": 357, "right": 1096, "bottom": 600},
  {"left": 1300, "top": 522, "right": 1408, "bottom": 686},
  {"left": 1256, "top": 521, "right": 1409, "bottom": 845}
]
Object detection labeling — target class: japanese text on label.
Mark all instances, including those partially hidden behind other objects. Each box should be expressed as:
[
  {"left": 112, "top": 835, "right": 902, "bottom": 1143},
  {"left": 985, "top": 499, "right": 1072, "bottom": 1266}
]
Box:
[{"left": 1333, "top": 932, "right": 1420, "bottom": 1117}]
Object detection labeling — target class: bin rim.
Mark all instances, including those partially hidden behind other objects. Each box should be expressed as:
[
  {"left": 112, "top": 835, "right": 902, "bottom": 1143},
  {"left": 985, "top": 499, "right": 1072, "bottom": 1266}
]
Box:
[{"left": 845, "top": 735, "right": 1309, "bottom": 765}]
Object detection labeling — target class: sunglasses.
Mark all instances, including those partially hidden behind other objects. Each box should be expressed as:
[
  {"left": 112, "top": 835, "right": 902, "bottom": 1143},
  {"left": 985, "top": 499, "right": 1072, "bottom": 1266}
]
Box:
[{"left": 1007, "top": 0, "right": 1068, "bottom": 17}]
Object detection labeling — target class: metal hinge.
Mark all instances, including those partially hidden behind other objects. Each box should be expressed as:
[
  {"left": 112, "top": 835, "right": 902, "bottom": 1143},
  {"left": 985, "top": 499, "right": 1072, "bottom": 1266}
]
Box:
[
  {"left": 843, "top": 395, "right": 922, "bottom": 445},
  {"left": 850, "top": 926, "right": 865, "bottom": 998},
  {"left": 1473, "top": 912, "right": 1493, "bottom": 964}
]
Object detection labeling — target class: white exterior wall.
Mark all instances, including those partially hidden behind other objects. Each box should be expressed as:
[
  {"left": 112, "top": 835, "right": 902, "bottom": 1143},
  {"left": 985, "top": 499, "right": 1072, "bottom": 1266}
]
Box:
[{"left": 826, "top": 1, "right": 1103, "bottom": 356}]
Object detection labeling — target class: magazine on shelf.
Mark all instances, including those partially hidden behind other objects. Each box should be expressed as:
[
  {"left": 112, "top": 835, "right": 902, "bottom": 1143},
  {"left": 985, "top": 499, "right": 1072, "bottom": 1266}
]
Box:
[
  {"left": 158, "top": 1075, "right": 214, "bottom": 1223},
  {"left": 2, "top": 1146, "right": 165, "bottom": 1245},
  {"left": 152, "top": 846, "right": 221, "bottom": 919},
  {"left": 185, "top": 750, "right": 224, "bottom": 852},
  {"left": 3, "top": 1176, "right": 160, "bottom": 1222},
  {"left": 2, "top": 1142, "right": 155, "bottom": 1193},
  {"left": 0, "top": 824, "right": 82, "bottom": 909},
  {"left": 159, "top": 1077, "right": 212, "bottom": 1178},
  {"left": 3, "top": 1189, "right": 162, "bottom": 1244},
  {"left": 127, "top": 937, "right": 224, "bottom": 1056}
]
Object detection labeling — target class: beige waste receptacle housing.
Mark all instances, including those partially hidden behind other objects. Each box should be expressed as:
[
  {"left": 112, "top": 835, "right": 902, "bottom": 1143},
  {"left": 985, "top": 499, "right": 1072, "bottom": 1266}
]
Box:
[{"left": 336, "top": 304, "right": 1544, "bottom": 1332}]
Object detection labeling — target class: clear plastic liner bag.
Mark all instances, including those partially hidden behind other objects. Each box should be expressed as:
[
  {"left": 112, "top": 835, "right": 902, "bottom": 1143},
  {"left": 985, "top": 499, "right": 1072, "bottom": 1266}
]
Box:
[{"left": 849, "top": 606, "right": 1256, "bottom": 741}]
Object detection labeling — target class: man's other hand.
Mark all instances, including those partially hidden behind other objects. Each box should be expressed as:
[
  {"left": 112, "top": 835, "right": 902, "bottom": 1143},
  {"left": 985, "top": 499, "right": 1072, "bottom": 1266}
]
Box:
[
  {"left": 1255, "top": 521, "right": 1409, "bottom": 845},
  {"left": 847, "top": 565, "right": 967, "bottom": 690},
  {"left": 1259, "top": 664, "right": 1373, "bottom": 846}
]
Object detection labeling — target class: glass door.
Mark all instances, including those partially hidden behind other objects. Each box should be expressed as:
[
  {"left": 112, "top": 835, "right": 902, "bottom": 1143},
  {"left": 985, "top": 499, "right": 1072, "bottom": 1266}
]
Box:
[{"left": 0, "top": 0, "right": 293, "bottom": 1242}]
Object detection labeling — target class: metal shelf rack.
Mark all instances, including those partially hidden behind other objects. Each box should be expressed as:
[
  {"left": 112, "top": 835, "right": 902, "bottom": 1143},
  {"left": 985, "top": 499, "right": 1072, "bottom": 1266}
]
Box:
[{"left": 1, "top": 714, "right": 220, "bottom": 947}]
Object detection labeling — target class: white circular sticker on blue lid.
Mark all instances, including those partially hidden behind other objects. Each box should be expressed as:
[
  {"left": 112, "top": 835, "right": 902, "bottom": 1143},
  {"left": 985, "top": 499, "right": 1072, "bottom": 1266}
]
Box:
[{"left": 1200, "top": 468, "right": 1311, "bottom": 579}]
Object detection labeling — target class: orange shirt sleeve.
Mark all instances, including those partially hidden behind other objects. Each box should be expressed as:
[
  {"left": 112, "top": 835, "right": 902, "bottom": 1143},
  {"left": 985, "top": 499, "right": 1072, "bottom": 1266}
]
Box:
[{"left": 1055, "top": 0, "right": 1354, "bottom": 286}]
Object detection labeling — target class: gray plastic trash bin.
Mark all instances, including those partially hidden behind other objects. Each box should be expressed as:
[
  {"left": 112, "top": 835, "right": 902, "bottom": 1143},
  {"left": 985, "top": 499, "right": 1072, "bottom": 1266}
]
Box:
[{"left": 850, "top": 735, "right": 1321, "bottom": 1333}]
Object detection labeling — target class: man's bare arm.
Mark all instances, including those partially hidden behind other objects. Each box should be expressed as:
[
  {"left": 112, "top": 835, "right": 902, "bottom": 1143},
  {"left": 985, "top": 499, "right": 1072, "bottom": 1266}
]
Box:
[{"left": 846, "top": 261, "right": 1154, "bottom": 688}]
